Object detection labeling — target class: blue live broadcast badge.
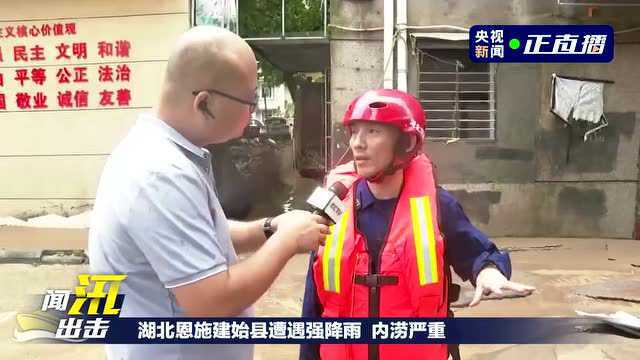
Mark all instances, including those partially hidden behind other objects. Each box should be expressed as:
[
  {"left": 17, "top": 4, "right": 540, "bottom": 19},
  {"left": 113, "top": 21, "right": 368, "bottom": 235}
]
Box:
[{"left": 470, "top": 25, "right": 614, "bottom": 63}]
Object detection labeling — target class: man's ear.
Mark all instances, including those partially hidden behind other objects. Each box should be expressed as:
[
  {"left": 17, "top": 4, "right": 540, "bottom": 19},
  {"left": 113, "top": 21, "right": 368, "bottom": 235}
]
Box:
[
  {"left": 406, "top": 134, "right": 418, "bottom": 153},
  {"left": 193, "top": 92, "right": 215, "bottom": 120},
  {"left": 192, "top": 91, "right": 208, "bottom": 113}
]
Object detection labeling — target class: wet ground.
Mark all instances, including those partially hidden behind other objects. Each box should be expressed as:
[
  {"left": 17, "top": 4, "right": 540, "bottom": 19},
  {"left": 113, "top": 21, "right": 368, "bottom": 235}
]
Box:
[{"left": 0, "top": 232, "right": 638, "bottom": 359}]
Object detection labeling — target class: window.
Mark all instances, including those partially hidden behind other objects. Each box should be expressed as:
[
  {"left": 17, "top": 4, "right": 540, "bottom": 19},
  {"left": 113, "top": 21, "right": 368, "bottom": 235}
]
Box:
[
  {"left": 261, "top": 85, "right": 273, "bottom": 99},
  {"left": 418, "top": 47, "right": 496, "bottom": 140}
]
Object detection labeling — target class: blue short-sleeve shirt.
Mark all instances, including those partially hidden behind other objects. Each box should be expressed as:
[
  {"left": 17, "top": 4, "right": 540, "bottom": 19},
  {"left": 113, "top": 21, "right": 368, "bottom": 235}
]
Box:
[{"left": 89, "top": 114, "right": 253, "bottom": 360}]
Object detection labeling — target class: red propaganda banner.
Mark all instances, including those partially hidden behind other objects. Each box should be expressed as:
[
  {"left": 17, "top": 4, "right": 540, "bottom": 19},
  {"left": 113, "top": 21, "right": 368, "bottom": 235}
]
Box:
[{"left": 0, "top": 21, "right": 134, "bottom": 112}]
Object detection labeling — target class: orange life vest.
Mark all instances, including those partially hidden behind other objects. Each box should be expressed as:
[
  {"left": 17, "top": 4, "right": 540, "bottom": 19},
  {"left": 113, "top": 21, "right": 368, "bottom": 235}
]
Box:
[{"left": 312, "top": 153, "right": 449, "bottom": 360}]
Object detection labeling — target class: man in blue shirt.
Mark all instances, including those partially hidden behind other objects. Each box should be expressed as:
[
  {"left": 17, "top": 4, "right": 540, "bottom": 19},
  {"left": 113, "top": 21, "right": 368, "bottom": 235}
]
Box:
[
  {"left": 89, "top": 27, "right": 330, "bottom": 360},
  {"left": 300, "top": 89, "right": 535, "bottom": 360}
]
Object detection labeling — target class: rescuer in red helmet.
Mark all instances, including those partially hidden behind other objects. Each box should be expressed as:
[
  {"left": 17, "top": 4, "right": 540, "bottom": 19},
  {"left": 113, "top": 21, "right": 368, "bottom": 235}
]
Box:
[{"left": 300, "top": 89, "right": 535, "bottom": 360}]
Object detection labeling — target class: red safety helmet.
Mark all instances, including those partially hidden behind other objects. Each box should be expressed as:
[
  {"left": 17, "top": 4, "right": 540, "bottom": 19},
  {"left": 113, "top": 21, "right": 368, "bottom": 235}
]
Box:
[
  {"left": 343, "top": 88, "right": 426, "bottom": 147},
  {"left": 342, "top": 89, "right": 427, "bottom": 182}
]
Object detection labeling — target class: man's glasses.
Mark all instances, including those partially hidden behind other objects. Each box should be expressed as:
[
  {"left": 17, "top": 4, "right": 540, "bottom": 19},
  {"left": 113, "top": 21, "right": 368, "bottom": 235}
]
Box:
[{"left": 192, "top": 89, "right": 258, "bottom": 113}]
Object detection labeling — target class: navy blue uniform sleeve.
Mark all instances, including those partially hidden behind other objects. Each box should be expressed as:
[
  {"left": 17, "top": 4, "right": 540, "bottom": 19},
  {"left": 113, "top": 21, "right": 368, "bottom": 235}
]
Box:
[
  {"left": 299, "top": 252, "right": 321, "bottom": 360},
  {"left": 437, "top": 187, "right": 511, "bottom": 285}
]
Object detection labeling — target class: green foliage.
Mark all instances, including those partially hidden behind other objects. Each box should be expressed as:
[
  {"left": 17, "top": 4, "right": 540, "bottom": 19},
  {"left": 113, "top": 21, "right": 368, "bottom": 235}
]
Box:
[
  {"left": 239, "top": 0, "right": 324, "bottom": 88},
  {"left": 239, "top": 0, "right": 323, "bottom": 37},
  {"left": 257, "top": 54, "right": 283, "bottom": 88}
]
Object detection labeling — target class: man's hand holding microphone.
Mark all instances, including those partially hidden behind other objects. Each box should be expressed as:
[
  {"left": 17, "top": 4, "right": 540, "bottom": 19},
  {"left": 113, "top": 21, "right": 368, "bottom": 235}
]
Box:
[
  {"left": 271, "top": 210, "right": 331, "bottom": 254},
  {"left": 171, "top": 186, "right": 343, "bottom": 318},
  {"left": 268, "top": 182, "right": 349, "bottom": 255}
]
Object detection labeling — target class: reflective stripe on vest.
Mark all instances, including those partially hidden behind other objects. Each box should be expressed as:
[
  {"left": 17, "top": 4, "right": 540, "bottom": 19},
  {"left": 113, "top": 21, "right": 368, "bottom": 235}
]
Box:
[
  {"left": 322, "top": 209, "right": 349, "bottom": 293},
  {"left": 409, "top": 196, "right": 439, "bottom": 285}
]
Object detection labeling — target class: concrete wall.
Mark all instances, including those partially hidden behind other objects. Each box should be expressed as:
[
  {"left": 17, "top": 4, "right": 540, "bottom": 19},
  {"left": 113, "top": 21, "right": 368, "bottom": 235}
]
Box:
[
  {"left": 0, "top": 0, "right": 190, "bottom": 218},
  {"left": 294, "top": 80, "right": 325, "bottom": 169},
  {"left": 329, "top": 0, "right": 385, "bottom": 165},
  {"left": 330, "top": 0, "right": 640, "bottom": 238}
]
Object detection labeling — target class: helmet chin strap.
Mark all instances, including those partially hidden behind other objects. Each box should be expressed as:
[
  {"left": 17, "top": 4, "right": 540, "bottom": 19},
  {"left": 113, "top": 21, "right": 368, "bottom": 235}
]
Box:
[{"left": 366, "top": 159, "right": 403, "bottom": 183}]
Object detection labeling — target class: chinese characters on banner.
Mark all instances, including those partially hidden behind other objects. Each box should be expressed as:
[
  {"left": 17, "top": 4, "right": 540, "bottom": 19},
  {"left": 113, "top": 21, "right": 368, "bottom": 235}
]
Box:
[
  {"left": 473, "top": 29, "right": 504, "bottom": 60},
  {"left": 0, "top": 21, "right": 132, "bottom": 111}
]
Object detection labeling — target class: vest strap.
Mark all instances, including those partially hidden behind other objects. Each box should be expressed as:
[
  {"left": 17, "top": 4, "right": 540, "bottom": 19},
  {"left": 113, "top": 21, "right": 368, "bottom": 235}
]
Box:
[
  {"left": 354, "top": 274, "right": 398, "bottom": 360},
  {"left": 354, "top": 274, "right": 399, "bottom": 287}
]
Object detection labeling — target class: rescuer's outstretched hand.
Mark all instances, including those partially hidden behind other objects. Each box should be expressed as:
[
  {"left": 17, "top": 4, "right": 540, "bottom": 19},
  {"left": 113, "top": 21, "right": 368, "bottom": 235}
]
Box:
[{"left": 469, "top": 264, "right": 536, "bottom": 307}]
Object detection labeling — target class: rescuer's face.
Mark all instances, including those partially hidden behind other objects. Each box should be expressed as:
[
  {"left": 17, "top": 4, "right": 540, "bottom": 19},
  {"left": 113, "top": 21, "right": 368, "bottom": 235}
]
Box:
[{"left": 348, "top": 121, "right": 400, "bottom": 178}]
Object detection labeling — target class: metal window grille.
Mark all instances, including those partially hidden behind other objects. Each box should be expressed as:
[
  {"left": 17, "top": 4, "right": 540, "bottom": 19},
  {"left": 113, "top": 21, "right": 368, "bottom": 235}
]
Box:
[{"left": 418, "top": 48, "right": 496, "bottom": 141}]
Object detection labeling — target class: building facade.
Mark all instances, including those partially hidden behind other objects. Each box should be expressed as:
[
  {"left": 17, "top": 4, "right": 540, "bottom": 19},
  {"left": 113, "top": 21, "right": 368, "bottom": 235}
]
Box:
[
  {"left": 329, "top": 0, "right": 640, "bottom": 238},
  {"left": 0, "top": 0, "right": 190, "bottom": 218}
]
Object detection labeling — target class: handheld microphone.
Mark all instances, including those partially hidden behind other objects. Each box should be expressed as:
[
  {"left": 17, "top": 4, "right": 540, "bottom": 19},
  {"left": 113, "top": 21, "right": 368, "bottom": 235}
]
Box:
[{"left": 306, "top": 182, "right": 349, "bottom": 224}]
